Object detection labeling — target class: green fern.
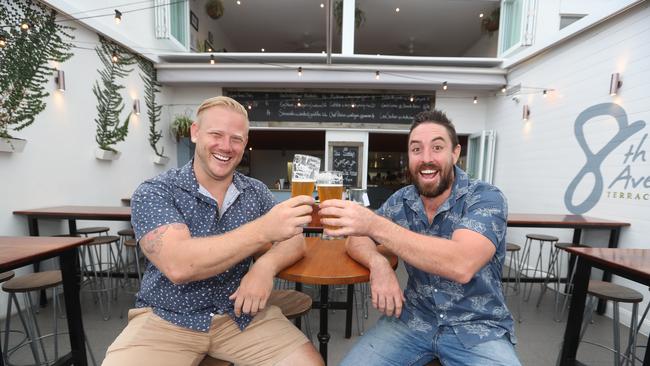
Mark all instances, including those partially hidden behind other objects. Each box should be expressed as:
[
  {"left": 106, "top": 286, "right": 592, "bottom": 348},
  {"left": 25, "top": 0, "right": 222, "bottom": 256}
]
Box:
[
  {"left": 137, "top": 57, "right": 164, "bottom": 157},
  {"left": 92, "top": 36, "right": 136, "bottom": 152},
  {"left": 0, "top": 0, "right": 73, "bottom": 138}
]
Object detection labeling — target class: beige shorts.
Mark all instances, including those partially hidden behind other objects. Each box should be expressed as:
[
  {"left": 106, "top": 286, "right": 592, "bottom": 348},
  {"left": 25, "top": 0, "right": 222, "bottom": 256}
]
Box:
[{"left": 102, "top": 306, "right": 309, "bottom": 366}]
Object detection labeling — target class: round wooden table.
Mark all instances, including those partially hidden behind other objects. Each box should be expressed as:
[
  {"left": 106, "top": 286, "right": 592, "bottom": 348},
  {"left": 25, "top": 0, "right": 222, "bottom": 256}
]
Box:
[{"left": 278, "top": 237, "right": 397, "bottom": 364}]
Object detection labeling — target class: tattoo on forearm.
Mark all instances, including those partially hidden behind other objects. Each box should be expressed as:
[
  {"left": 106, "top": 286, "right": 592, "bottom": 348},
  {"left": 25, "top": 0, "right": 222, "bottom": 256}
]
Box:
[{"left": 141, "top": 225, "right": 170, "bottom": 255}]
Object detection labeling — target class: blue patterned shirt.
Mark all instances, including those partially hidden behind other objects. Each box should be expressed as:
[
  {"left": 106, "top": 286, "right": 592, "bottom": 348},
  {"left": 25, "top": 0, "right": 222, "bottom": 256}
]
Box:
[
  {"left": 131, "top": 161, "right": 276, "bottom": 332},
  {"left": 377, "top": 166, "right": 515, "bottom": 348}
]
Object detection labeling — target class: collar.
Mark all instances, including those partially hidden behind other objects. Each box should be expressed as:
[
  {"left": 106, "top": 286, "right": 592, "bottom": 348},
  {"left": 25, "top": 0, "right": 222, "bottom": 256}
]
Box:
[{"left": 174, "top": 160, "right": 251, "bottom": 204}]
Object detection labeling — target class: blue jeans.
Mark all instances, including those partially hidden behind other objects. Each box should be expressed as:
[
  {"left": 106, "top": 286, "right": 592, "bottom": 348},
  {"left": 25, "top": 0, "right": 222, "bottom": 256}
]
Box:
[{"left": 340, "top": 316, "right": 521, "bottom": 366}]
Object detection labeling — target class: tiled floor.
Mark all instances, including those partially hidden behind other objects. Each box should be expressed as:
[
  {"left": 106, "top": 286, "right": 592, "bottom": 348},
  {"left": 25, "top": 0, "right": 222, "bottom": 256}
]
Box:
[{"left": 2, "top": 262, "right": 647, "bottom": 365}]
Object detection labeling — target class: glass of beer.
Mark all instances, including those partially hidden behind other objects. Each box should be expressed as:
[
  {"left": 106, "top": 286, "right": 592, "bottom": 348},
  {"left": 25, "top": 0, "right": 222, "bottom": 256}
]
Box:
[
  {"left": 291, "top": 154, "right": 321, "bottom": 197},
  {"left": 317, "top": 171, "right": 344, "bottom": 239}
]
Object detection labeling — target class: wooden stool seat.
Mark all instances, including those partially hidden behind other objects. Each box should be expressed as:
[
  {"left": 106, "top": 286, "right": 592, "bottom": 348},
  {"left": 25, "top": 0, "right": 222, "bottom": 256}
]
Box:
[
  {"left": 525, "top": 233, "right": 559, "bottom": 242},
  {"left": 268, "top": 290, "right": 312, "bottom": 319},
  {"left": 89, "top": 235, "right": 120, "bottom": 245},
  {"left": 77, "top": 226, "right": 110, "bottom": 235},
  {"left": 588, "top": 280, "right": 643, "bottom": 303},
  {"left": 2, "top": 271, "right": 62, "bottom": 293},
  {"left": 506, "top": 243, "right": 521, "bottom": 252},
  {"left": 0, "top": 271, "right": 16, "bottom": 283},
  {"left": 555, "top": 242, "right": 591, "bottom": 250},
  {"left": 118, "top": 228, "right": 135, "bottom": 237},
  {"left": 124, "top": 238, "right": 137, "bottom": 247}
]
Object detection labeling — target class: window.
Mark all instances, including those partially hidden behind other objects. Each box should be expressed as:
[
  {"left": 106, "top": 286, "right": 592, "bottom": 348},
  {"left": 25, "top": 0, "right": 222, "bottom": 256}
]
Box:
[
  {"left": 154, "top": 0, "right": 188, "bottom": 50},
  {"left": 498, "top": 0, "right": 536, "bottom": 56},
  {"left": 170, "top": 0, "right": 188, "bottom": 46},
  {"left": 466, "top": 130, "right": 496, "bottom": 183}
]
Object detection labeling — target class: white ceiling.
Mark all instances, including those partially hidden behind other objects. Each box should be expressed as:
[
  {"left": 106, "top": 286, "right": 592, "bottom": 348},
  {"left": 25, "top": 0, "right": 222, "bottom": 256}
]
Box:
[{"left": 198, "top": 0, "right": 500, "bottom": 56}]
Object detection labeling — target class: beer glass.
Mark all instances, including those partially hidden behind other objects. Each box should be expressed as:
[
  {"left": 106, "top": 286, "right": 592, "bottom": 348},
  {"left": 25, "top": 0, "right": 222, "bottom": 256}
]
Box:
[
  {"left": 291, "top": 154, "right": 321, "bottom": 197},
  {"left": 317, "top": 171, "right": 344, "bottom": 239}
]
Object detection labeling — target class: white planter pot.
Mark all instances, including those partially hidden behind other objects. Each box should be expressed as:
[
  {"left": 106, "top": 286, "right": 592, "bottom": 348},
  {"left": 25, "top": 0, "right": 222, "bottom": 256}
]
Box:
[
  {"left": 95, "top": 148, "right": 121, "bottom": 161},
  {"left": 0, "top": 137, "right": 27, "bottom": 153},
  {"left": 152, "top": 155, "right": 170, "bottom": 165}
]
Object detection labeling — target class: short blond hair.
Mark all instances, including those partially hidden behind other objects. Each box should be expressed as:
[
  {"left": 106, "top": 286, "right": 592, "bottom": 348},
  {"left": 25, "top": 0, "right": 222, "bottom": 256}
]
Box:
[{"left": 196, "top": 96, "right": 248, "bottom": 123}]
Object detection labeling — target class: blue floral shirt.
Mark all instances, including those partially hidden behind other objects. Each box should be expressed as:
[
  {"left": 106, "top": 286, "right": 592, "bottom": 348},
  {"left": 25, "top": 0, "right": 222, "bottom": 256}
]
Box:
[
  {"left": 131, "top": 161, "right": 276, "bottom": 332},
  {"left": 377, "top": 166, "right": 516, "bottom": 348}
]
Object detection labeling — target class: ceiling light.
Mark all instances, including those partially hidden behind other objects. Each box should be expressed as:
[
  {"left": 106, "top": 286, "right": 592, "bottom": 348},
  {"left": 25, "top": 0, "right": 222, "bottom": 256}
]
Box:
[
  {"left": 247, "top": 104, "right": 252, "bottom": 110},
  {"left": 249, "top": 147, "right": 252, "bottom": 150},
  {"left": 473, "top": 96, "right": 478, "bottom": 104},
  {"left": 297, "top": 101, "right": 302, "bottom": 107},
  {"left": 395, "top": 7, "right": 400, "bottom": 12},
  {"left": 479, "top": 13, "right": 484, "bottom": 18},
  {"left": 114, "top": 9, "right": 122, "bottom": 24},
  {"left": 501, "top": 85, "right": 507, "bottom": 93},
  {"left": 351, "top": 102, "right": 356, "bottom": 108},
  {"left": 261, "top": 48, "right": 265, "bottom": 52},
  {"left": 236, "top": 0, "right": 241, "bottom": 4},
  {"left": 409, "top": 95, "right": 414, "bottom": 102},
  {"left": 320, "top": 3, "right": 324, "bottom": 8},
  {"left": 442, "top": 81, "right": 448, "bottom": 91}
]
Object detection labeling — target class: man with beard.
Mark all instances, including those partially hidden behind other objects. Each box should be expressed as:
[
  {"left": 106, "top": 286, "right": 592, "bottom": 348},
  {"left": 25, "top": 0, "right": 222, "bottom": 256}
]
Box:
[
  {"left": 103, "top": 96, "right": 323, "bottom": 366},
  {"left": 319, "top": 110, "right": 520, "bottom": 365}
]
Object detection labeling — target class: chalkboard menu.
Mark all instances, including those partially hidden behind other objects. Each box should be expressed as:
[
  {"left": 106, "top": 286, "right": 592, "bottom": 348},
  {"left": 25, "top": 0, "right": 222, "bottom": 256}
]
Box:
[
  {"left": 331, "top": 144, "right": 361, "bottom": 187},
  {"left": 224, "top": 91, "right": 432, "bottom": 124}
]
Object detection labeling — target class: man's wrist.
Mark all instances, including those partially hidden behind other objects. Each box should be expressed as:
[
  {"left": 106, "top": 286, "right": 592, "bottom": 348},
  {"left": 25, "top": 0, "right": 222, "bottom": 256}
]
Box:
[{"left": 368, "top": 253, "right": 390, "bottom": 271}]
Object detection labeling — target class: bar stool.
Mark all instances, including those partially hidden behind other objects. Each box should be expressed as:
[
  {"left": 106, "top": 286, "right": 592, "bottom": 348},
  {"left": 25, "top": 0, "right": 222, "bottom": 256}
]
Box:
[
  {"left": 503, "top": 243, "right": 522, "bottom": 322},
  {"left": 553, "top": 243, "right": 592, "bottom": 321},
  {"left": 579, "top": 280, "right": 642, "bottom": 366},
  {"left": 80, "top": 235, "right": 120, "bottom": 320},
  {"left": 519, "top": 233, "right": 559, "bottom": 303},
  {"left": 116, "top": 228, "right": 135, "bottom": 282},
  {"left": 2, "top": 271, "right": 62, "bottom": 366},
  {"left": 198, "top": 289, "right": 313, "bottom": 366},
  {"left": 76, "top": 227, "right": 109, "bottom": 236},
  {"left": 1, "top": 271, "right": 23, "bottom": 365}
]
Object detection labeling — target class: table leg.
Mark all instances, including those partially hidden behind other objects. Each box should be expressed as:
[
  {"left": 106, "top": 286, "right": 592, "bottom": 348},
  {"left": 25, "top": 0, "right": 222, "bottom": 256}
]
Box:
[
  {"left": 318, "top": 285, "right": 330, "bottom": 364},
  {"left": 26, "top": 217, "right": 50, "bottom": 307},
  {"left": 68, "top": 220, "right": 77, "bottom": 235},
  {"left": 643, "top": 333, "right": 650, "bottom": 366},
  {"left": 558, "top": 257, "right": 591, "bottom": 366},
  {"left": 60, "top": 248, "right": 88, "bottom": 366},
  {"left": 597, "top": 228, "right": 621, "bottom": 314},
  {"left": 294, "top": 282, "right": 303, "bottom": 329},
  {"left": 1, "top": 327, "right": 4, "bottom": 366},
  {"left": 345, "top": 285, "right": 353, "bottom": 338}
]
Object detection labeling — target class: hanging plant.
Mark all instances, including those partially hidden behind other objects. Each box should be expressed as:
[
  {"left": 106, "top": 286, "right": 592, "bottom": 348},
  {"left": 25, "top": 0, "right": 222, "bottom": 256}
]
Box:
[
  {"left": 137, "top": 57, "right": 165, "bottom": 158},
  {"left": 170, "top": 114, "right": 193, "bottom": 142},
  {"left": 481, "top": 8, "right": 500, "bottom": 35},
  {"left": 333, "top": 0, "right": 365, "bottom": 33},
  {"left": 205, "top": 0, "right": 225, "bottom": 20},
  {"left": 0, "top": 0, "right": 74, "bottom": 140},
  {"left": 92, "top": 35, "right": 136, "bottom": 153}
]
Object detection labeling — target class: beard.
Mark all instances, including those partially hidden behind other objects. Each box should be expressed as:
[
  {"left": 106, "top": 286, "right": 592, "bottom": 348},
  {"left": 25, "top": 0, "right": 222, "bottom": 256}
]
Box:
[{"left": 409, "top": 161, "right": 454, "bottom": 198}]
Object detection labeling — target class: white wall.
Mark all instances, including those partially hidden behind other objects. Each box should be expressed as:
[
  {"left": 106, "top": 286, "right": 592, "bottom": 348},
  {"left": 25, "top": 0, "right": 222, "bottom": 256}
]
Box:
[
  {"left": 488, "top": 1, "right": 650, "bottom": 333},
  {"left": 462, "top": 33, "right": 498, "bottom": 57},
  {"left": 0, "top": 22, "right": 175, "bottom": 318},
  {"left": 435, "top": 90, "right": 490, "bottom": 135}
]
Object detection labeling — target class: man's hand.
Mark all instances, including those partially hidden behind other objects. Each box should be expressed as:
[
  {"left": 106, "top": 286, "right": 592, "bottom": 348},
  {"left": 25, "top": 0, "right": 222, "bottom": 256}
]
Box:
[
  {"left": 368, "top": 255, "right": 404, "bottom": 317},
  {"left": 229, "top": 261, "right": 275, "bottom": 317},
  {"left": 259, "top": 195, "right": 314, "bottom": 243},
  {"left": 318, "top": 199, "right": 377, "bottom": 238}
]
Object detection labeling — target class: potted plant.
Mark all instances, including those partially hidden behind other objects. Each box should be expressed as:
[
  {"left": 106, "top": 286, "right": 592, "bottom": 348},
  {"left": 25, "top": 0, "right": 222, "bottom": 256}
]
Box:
[
  {"left": 205, "top": 0, "right": 225, "bottom": 20},
  {"left": 481, "top": 8, "right": 500, "bottom": 35},
  {"left": 171, "top": 115, "right": 193, "bottom": 142},
  {"left": 137, "top": 57, "right": 169, "bottom": 165}
]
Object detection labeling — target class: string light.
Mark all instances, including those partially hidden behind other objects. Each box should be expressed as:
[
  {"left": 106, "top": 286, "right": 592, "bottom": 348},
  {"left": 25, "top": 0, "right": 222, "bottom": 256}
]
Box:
[
  {"left": 210, "top": 54, "right": 215, "bottom": 64},
  {"left": 542, "top": 89, "right": 548, "bottom": 97},
  {"left": 501, "top": 85, "right": 507, "bottom": 93},
  {"left": 409, "top": 95, "right": 414, "bottom": 102},
  {"left": 111, "top": 51, "right": 118, "bottom": 63},
  {"left": 298, "top": 66, "right": 303, "bottom": 76},
  {"left": 247, "top": 104, "right": 252, "bottom": 110},
  {"left": 114, "top": 9, "right": 122, "bottom": 24},
  {"left": 297, "top": 101, "right": 302, "bottom": 107},
  {"left": 473, "top": 96, "right": 478, "bottom": 104},
  {"left": 351, "top": 102, "right": 356, "bottom": 108},
  {"left": 375, "top": 71, "right": 380, "bottom": 80},
  {"left": 0, "top": 35, "right": 6, "bottom": 48},
  {"left": 320, "top": 3, "right": 325, "bottom": 8},
  {"left": 442, "top": 81, "right": 448, "bottom": 91},
  {"left": 395, "top": 7, "right": 400, "bottom": 12},
  {"left": 260, "top": 48, "right": 265, "bottom": 52},
  {"left": 20, "top": 20, "right": 30, "bottom": 31},
  {"left": 236, "top": 0, "right": 241, "bottom": 4},
  {"left": 479, "top": 13, "right": 484, "bottom": 18}
]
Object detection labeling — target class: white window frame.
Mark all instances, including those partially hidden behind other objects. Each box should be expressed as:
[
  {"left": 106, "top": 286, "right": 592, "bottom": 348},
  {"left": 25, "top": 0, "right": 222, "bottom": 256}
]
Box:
[
  {"left": 154, "top": 0, "right": 189, "bottom": 51},
  {"left": 466, "top": 130, "right": 496, "bottom": 184},
  {"left": 498, "top": 0, "right": 537, "bottom": 57}
]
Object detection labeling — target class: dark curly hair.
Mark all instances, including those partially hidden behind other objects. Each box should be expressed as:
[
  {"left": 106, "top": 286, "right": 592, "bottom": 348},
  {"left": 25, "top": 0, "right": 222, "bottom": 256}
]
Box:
[{"left": 409, "top": 110, "right": 459, "bottom": 147}]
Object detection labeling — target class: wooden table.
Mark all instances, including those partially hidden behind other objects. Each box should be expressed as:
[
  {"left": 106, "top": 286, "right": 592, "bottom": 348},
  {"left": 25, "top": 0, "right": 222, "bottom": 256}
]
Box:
[
  {"left": 13, "top": 206, "right": 132, "bottom": 305},
  {"left": 558, "top": 248, "right": 650, "bottom": 366},
  {"left": 0, "top": 236, "right": 92, "bottom": 366},
  {"left": 278, "top": 237, "right": 398, "bottom": 364},
  {"left": 508, "top": 213, "right": 630, "bottom": 313}
]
